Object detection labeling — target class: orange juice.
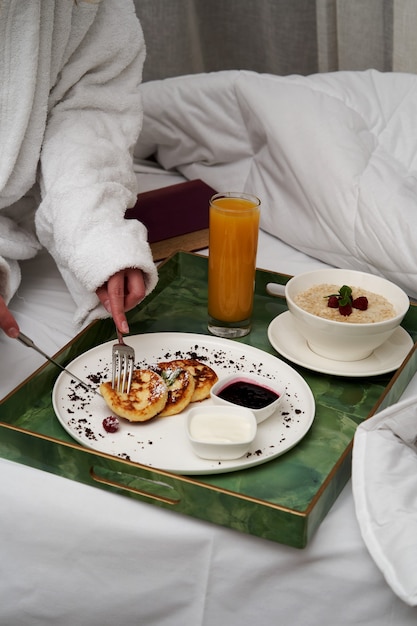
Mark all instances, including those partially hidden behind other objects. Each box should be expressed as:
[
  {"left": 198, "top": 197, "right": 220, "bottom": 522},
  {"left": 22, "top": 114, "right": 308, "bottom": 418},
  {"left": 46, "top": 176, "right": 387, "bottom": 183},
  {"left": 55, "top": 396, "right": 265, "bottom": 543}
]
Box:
[{"left": 208, "top": 193, "right": 260, "bottom": 335}]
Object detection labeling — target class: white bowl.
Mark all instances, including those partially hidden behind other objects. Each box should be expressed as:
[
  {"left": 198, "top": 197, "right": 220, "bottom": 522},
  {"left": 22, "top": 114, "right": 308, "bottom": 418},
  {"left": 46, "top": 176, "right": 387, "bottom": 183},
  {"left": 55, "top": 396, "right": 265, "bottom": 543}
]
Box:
[
  {"left": 186, "top": 405, "right": 257, "bottom": 460},
  {"left": 285, "top": 268, "right": 410, "bottom": 362},
  {"left": 210, "top": 372, "right": 283, "bottom": 424}
]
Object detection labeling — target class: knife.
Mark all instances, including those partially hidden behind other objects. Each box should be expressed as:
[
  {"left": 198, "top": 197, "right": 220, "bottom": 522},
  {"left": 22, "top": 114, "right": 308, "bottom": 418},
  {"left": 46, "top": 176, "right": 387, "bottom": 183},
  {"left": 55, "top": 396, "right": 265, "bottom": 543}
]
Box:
[{"left": 17, "top": 332, "right": 101, "bottom": 396}]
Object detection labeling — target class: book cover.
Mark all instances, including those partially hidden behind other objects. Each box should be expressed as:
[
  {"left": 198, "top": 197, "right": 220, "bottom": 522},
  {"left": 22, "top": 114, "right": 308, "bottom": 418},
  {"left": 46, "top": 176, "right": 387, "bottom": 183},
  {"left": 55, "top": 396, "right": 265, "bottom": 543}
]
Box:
[{"left": 125, "top": 179, "right": 216, "bottom": 252}]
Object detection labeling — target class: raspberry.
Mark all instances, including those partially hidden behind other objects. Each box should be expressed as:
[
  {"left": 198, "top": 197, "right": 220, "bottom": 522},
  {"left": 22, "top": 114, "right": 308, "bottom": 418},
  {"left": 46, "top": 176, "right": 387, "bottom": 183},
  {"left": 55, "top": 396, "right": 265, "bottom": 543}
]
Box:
[
  {"left": 339, "top": 303, "right": 352, "bottom": 316},
  {"left": 103, "top": 416, "right": 119, "bottom": 433},
  {"left": 327, "top": 296, "right": 339, "bottom": 308},
  {"left": 352, "top": 296, "right": 368, "bottom": 311}
]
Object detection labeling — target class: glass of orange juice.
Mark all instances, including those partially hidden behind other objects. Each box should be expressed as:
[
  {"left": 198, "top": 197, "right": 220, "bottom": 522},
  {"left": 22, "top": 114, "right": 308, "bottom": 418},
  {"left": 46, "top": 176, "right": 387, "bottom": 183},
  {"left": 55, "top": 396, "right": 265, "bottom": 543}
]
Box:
[{"left": 208, "top": 192, "right": 261, "bottom": 338}]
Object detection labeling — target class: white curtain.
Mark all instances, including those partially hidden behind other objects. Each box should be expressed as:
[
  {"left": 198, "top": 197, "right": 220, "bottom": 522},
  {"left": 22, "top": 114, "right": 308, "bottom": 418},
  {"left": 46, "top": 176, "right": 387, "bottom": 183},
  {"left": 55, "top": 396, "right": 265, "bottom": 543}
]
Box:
[{"left": 134, "top": 0, "right": 417, "bottom": 81}]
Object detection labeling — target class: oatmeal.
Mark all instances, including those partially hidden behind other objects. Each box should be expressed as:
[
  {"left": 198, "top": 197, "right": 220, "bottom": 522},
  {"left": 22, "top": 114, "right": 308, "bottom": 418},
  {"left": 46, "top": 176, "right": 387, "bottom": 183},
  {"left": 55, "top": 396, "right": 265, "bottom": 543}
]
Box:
[{"left": 294, "top": 283, "right": 396, "bottom": 323}]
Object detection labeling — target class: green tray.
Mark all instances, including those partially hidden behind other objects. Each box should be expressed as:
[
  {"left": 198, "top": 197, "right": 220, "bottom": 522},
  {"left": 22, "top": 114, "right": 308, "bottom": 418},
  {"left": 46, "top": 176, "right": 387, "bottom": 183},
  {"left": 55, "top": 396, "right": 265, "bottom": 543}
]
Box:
[{"left": 2, "top": 252, "right": 417, "bottom": 548}]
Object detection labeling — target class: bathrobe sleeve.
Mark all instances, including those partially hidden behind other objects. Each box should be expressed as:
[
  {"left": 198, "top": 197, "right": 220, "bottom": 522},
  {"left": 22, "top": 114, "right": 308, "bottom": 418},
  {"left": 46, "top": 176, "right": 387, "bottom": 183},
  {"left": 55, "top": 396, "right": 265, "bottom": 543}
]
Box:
[
  {"left": 35, "top": 0, "right": 158, "bottom": 327},
  {"left": 0, "top": 215, "right": 42, "bottom": 304}
]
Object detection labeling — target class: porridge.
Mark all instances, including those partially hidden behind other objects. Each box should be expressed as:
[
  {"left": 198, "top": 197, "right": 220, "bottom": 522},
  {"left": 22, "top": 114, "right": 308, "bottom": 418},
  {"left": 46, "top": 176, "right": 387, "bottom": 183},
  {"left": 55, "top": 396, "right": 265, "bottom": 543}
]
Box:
[{"left": 294, "top": 283, "right": 396, "bottom": 323}]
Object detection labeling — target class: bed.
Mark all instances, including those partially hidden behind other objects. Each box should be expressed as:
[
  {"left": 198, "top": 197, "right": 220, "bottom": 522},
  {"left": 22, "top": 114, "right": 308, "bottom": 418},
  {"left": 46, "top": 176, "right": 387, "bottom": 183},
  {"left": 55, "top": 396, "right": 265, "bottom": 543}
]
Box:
[{"left": 1, "top": 68, "right": 417, "bottom": 624}]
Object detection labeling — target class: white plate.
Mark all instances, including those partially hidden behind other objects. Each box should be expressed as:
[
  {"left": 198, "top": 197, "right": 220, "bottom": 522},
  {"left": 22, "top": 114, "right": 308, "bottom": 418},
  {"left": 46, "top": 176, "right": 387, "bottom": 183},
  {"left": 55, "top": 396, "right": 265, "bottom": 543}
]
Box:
[
  {"left": 268, "top": 311, "right": 413, "bottom": 377},
  {"left": 52, "top": 332, "right": 315, "bottom": 475}
]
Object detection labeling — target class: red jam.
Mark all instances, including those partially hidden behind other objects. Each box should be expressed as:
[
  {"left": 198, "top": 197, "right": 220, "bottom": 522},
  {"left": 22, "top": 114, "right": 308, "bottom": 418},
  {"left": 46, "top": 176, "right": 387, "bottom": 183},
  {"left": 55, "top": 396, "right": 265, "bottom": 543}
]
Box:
[{"left": 217, "top": 380, "right": 279, "bottom": 410}]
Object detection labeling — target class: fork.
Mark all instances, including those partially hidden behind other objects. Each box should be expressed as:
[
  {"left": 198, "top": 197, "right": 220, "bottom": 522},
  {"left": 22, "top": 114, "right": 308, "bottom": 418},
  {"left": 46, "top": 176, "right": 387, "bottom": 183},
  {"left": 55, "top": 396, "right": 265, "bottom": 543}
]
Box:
[{"left": 112, "top": 329, "right": 135, "bottom": 394}]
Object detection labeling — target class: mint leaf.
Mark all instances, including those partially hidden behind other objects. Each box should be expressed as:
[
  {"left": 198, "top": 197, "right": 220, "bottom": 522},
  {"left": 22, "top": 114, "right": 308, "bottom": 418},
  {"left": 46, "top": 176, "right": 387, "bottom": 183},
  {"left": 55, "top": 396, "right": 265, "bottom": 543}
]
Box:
[
  {"left": 161, "top": 367, "right": 182, "bottom": 386},
  {"left": 325, "top": 285, "right": 354, "bottom": 312},
  {"left": 337, "top": 285, "right": 352, "bottom": 307}
]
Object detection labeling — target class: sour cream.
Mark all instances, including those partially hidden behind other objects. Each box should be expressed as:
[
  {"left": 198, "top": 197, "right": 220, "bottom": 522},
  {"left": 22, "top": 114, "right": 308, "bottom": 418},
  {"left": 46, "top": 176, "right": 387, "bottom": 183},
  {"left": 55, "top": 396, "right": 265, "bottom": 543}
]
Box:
[
  {"left": 189, "top": 413, "right": 253, "bottom": 443},
  {"left": 186, "top": 405, "right": 257, "bottom": 460}
]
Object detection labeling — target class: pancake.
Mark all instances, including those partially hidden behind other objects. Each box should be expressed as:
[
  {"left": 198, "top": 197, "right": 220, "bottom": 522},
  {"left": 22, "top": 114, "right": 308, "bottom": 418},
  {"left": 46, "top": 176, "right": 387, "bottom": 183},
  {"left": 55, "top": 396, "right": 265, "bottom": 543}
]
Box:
[
  {"left": 156, "top": 364, "right": 196, "bottom": 417},
  {"left": 100, "top": 369, "right": 168, "bottom": 422},
  {"left": 157, "top": 359, "right": 218, "bottom": 402}
]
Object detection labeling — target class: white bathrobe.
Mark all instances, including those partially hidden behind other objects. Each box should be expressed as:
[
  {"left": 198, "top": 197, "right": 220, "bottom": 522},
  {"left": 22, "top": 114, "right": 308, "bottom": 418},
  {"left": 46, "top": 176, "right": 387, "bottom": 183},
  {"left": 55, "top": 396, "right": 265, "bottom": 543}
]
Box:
[{"left": 0, "top": 0, "right": 158, "bottom": 326}]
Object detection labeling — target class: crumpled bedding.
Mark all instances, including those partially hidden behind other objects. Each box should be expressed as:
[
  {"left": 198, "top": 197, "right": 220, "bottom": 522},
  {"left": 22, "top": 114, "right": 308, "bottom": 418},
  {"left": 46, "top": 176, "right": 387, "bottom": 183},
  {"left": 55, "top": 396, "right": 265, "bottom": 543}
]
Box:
[
  {"left": 353, "top": 396, "right": 417, "bottom": 606},
  {"left": 137, "top": 69, "right": 417, "bottom": 297}
]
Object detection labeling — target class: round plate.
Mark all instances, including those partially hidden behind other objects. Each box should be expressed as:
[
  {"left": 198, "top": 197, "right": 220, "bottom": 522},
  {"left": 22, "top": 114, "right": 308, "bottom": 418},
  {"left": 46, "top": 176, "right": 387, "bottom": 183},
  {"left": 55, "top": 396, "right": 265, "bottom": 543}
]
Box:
[
  {"left": 267, "top": 311, "right": 413, "bottom": 377},
  {"left": 52, "top": 332, "right": 315, "bottom": 475}
]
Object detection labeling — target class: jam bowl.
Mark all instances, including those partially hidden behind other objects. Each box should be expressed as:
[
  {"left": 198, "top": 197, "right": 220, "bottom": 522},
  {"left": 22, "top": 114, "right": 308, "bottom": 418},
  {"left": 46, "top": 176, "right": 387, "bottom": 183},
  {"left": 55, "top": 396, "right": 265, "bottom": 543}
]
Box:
[
  {"left": 210, "top": 372, "right": 284, "bottom": 424},
  {"left": 186, "top": 405, "right": 257, "bottom": 460}
]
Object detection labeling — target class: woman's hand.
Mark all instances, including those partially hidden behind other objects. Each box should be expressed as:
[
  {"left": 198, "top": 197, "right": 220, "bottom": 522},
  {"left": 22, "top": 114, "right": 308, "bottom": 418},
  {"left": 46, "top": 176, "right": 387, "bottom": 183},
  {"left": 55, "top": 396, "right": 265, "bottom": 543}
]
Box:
[
  {"left": 0, "top": 296, "right": 19, "bottom": 338},
  {"left": 96, "top": 268, "right": 146, "bottom": 334}
]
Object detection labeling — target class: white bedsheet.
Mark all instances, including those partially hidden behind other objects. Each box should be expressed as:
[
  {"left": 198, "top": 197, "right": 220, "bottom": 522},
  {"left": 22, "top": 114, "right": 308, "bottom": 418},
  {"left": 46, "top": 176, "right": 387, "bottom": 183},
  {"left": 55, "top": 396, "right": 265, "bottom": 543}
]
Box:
[{"left": 1, "top": 168, "right": 417, "bottom": 625}]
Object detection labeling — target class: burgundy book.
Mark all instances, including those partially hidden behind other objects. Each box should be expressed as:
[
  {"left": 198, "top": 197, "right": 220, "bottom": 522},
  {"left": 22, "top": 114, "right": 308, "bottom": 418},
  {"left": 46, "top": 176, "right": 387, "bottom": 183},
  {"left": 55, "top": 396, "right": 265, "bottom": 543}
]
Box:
[{"left": 125, "top": 180, "right": 216, "bottom": 258}]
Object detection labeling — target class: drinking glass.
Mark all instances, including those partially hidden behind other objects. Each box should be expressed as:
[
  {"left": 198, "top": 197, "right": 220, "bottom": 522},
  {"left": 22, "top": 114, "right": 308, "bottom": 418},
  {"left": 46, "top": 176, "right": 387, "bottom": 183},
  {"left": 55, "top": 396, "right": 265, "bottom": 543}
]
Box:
[{"left": 208, "top": 192, "right": 261, "bottom": 338}]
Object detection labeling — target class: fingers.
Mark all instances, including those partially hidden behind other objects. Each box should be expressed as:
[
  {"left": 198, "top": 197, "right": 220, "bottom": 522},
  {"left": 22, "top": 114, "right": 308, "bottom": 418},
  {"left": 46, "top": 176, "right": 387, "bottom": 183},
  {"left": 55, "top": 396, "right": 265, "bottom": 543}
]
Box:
[
  {"left": 0, "top": 296, "right": 19, "bottom": 338},
  {"left": 121, "top": 268, "right": 146, "bottom": 311},
  {"left": 96, "top": 268, "right": 146, "bottom": 335}
]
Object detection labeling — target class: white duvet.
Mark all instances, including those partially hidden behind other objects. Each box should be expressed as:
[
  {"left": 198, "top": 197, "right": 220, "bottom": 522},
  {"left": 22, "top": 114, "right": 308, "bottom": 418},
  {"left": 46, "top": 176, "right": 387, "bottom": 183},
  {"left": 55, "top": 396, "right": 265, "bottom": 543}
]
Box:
[{"left": 137, "top": 69, "right": 417, "bottom": 298}]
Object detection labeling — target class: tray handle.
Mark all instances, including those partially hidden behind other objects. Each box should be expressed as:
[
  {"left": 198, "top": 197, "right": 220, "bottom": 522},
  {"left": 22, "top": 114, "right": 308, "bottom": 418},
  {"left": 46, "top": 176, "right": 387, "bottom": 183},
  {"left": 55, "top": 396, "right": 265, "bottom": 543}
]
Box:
[
  {"left": 266, "top": 282, "right": 286, "bottom": 298},
  {"left": 90, "top": 465, "right": 181, "bottom": 505}
]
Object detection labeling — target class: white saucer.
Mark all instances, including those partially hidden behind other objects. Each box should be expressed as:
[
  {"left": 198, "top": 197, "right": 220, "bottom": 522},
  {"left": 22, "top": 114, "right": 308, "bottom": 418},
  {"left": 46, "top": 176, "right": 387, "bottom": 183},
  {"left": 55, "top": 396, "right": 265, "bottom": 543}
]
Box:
[{"left": 267, "top": 311, "right": 414, "bottom": 377}]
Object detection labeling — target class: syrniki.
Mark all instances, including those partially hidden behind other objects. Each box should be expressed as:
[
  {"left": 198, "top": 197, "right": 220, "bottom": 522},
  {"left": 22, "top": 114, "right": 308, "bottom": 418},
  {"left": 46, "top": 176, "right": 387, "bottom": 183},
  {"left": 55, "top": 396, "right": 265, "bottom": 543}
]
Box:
[
  {"left": 157, "top": 358, "right": 218, "bottom": 402},
  {"left": 100, "top": 369, "right": 168, "bottom": 422},
  {"left": 156, "top": 364, "right": 196, "bottom": 417},
  {"left": 100, "top": 358, "right": 218, "bottom": 422}
]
